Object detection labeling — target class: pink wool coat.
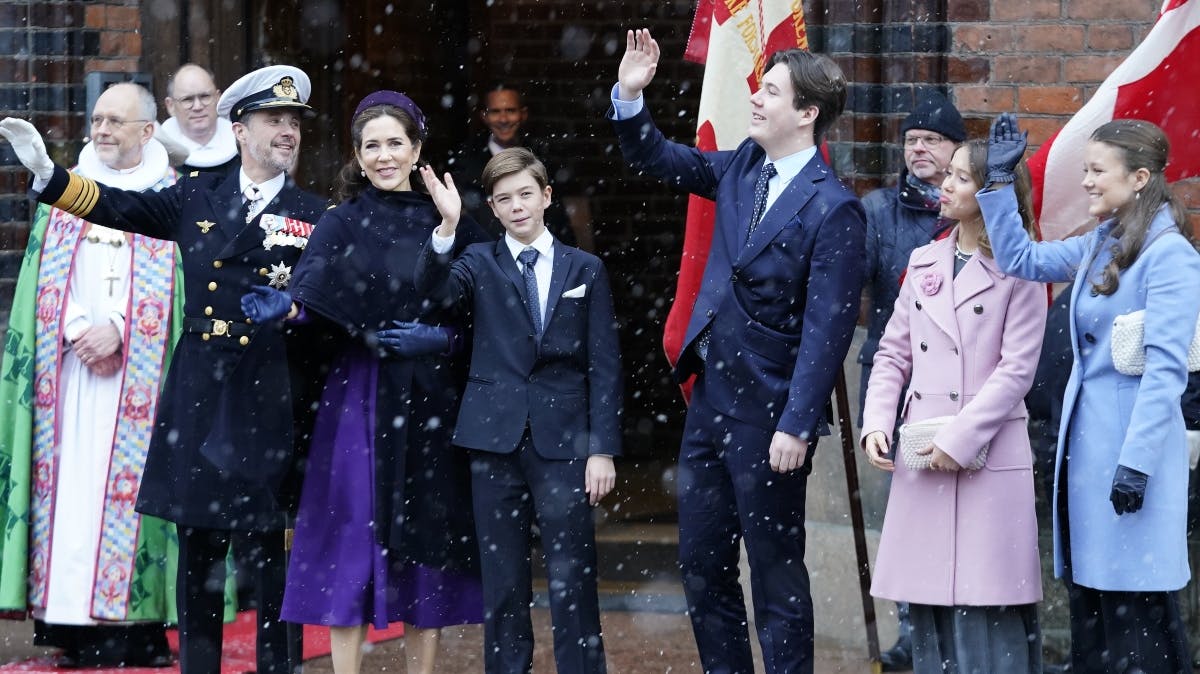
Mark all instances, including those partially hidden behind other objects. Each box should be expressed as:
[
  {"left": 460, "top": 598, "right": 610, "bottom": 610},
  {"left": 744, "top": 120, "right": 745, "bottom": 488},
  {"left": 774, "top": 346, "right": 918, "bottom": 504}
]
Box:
[{"left": 861, "top": 231, "right": 1046, "bottom": 607}]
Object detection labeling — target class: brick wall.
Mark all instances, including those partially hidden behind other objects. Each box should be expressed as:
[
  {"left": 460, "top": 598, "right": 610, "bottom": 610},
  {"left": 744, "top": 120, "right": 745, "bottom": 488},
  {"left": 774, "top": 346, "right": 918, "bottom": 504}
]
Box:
[
  {"left": 0, "top": 0, "right": 143, "bottom": 321},
  {"left": 948, "top": 0, "right": 1200, "bottom": 220},
  {"left": 949, "top": 1, "right": 1154, "bottom": 142}
]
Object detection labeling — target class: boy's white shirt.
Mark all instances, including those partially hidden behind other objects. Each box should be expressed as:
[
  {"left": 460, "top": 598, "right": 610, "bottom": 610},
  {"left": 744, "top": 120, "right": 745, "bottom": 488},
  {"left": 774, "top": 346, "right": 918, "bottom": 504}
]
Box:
[{"left": 430, "top": 227, "right": 554, "bottom": 321}]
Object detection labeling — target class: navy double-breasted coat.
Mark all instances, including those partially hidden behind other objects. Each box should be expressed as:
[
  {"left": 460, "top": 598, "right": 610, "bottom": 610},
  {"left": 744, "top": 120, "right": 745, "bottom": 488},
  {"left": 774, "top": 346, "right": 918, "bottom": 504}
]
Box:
[{"left": 37, "top": 166, "right": 328, "bottom": 531}]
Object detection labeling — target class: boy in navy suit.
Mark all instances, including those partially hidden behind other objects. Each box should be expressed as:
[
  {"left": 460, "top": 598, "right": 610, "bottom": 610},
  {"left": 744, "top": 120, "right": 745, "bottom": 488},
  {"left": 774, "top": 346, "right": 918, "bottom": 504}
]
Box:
[
  {"left": 608, "top": 29, "right": 866, "bottom": 674},
  {"left": 414, "top": 147, "right": 621, "bottom": 674}
]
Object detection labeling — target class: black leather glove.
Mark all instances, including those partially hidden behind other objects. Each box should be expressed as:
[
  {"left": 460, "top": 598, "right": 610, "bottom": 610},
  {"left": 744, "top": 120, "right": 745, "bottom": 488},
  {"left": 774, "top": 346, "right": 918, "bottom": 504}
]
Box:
[
  {"left": 240, "top": 285, "right": 293, "bottom": 323},
  {"left": 377, "top": 320, "right": 453, "bottom": 358},
  {"left": 1110, "top": 465, "right": 1149, "bottom": 515},
  {"left": 986, "top": 112, "right": 1028, "bottom": 186}
]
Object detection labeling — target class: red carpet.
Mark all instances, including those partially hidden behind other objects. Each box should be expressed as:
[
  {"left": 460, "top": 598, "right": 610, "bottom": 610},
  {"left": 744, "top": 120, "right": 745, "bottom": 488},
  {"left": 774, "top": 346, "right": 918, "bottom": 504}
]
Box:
[{"left": 0, "top": 612, "right": 405, "bottom": 673}]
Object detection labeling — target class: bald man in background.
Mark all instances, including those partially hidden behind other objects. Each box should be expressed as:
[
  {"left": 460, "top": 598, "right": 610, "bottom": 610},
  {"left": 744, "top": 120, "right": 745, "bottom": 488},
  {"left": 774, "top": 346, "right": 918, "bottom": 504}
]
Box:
[{"left": 157, "top": 64, "right": 238, "bottom": 175}]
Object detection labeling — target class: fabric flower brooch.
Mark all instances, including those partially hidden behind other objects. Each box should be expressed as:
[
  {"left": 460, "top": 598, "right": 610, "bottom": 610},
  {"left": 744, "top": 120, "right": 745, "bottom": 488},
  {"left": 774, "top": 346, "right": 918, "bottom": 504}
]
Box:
[{"left": 919, "top": 271, "right": 943, "bottom": 296}]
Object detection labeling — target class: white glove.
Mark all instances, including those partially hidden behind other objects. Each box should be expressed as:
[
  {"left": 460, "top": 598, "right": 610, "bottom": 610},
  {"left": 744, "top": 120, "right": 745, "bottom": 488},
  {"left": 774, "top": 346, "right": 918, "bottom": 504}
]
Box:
[{"left": 0, "top": 118, "right": 55, "bottom": 181}]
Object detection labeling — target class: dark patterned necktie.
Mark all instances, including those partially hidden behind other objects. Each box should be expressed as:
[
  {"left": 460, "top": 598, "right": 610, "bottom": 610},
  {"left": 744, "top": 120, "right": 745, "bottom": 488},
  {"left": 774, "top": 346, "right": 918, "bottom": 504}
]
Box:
[
  {"left": 518, "top": 248, "right": 541, "bottom": 334},
  {"left": 747, "top": 161, "right": 777, "bottom": 238}
]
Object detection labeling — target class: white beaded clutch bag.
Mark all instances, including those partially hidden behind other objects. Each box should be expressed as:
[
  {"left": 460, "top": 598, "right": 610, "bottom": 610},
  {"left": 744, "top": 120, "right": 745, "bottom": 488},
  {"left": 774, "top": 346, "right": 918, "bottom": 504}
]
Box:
[
  {"left": 1110, "top": 310, "right": 1200, "bottom": 376},
  {"left": 897, "top": 415, "right": 988, "bottom": 471}
]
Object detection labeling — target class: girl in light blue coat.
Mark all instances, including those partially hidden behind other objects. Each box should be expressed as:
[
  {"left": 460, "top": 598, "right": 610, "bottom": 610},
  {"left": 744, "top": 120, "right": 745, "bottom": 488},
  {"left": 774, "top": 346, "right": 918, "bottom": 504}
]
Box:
[{"left": 979, "top": 115, "right": 1199, "bottom": 674}]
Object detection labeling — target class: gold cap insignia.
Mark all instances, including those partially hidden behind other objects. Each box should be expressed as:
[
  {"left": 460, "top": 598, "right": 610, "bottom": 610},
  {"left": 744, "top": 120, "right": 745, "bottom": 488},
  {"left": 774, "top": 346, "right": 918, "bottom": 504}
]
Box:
[
  {"left": 196, "top": 219, "right": 215, "bottom": 234},
  {"left": 273, "top": 77, "right": 299, "bottom": 102}
]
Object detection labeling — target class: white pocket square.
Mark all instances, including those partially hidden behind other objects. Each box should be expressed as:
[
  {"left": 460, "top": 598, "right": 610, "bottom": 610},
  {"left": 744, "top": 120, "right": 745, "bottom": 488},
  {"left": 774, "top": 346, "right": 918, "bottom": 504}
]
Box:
[{"left": 562, "top": 284, "right": 587, "bottom": 299}]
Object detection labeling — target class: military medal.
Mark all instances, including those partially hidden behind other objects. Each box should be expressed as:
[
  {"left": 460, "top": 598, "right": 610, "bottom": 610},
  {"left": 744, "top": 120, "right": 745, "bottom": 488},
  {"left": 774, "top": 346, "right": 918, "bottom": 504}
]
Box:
[
  {"left": 259, "top": 213, "right": 314, "bottom": 250},
  {"left": 267, "top": 261, "right": 293, "bottom": 289}
]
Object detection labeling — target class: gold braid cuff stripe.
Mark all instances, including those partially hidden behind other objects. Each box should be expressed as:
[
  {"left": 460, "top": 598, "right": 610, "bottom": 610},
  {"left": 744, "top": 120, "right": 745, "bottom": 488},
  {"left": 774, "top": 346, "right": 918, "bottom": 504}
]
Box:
[{"left": 54, "top": 173, "right": 100, "bottom": 217}]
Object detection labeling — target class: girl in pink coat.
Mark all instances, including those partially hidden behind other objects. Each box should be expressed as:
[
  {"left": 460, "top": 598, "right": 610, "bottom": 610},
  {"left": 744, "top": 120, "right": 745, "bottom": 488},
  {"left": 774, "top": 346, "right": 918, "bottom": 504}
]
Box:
[{"left": 861, "top": 139, "right": 1046, "bottom": 673}]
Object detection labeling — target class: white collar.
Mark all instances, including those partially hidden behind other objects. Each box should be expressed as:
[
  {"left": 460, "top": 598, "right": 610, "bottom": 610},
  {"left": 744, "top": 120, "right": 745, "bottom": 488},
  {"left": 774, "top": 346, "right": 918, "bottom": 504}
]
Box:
[
  {"left": 160, "top": 117, "right": 238, "bottom": 167},
  {"left": 505, "top": 228, "right": 554, "bottom": 261},
  {"left": 75, "top": 138, "right": 172, "bottom": 190},
  {"left": 239, "top": 169, "right": 286, "bottom": 204},
  {"left": 765, "top": 146, "right": 818, "bottom": 187}
]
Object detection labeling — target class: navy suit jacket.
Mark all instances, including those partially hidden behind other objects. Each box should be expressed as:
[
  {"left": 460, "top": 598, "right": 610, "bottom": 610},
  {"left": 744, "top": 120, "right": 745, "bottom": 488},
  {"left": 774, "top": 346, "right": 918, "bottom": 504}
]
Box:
[
  {"left": 613, "top": 106, "right": 866, "bottom": 440},
  {"left": 415, "top": 237, "right": 622, "bottom": 460}
]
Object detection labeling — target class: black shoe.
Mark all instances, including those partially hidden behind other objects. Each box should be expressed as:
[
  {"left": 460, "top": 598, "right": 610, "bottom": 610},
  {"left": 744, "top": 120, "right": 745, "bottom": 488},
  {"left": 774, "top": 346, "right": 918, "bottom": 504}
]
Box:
[{"left": 879, "top": 639, "right": 913, "bottom": 672}]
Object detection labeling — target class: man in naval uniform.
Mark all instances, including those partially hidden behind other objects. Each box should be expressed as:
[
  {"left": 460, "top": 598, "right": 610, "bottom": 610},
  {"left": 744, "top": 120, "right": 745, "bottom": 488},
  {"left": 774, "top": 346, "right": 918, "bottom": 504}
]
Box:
[{"left": 0, "top": 64, "right": 328, "bottom": 674}]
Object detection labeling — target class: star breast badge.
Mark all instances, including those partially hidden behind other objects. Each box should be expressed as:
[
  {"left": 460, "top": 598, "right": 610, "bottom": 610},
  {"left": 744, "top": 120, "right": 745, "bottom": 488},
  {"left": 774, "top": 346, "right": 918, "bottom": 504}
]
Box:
[
  {"left": 267, "top": 262, "right": 293, "bottom": 289},
  {"left": 196, "top": 220, "right": 215, "bottom": 234}
]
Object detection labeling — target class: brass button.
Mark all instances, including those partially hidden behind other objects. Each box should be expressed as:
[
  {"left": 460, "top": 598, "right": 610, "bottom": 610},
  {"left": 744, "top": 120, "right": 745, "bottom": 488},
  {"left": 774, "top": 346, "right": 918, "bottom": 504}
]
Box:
[
  {"left": 201, "top": 333, "right": 210, "bottom": 341},
  {"left": 212, "top": 260, "right": 223, "bottom": 269},
  {"left": 259, "top": 267, "right": 269, "bottom": 276},
  {"left": 204, "top": 306, "right": 213, "bottom": 316},
  {"left": 973, "top": 304, "right": 983, "bottom": 314},
  {"left": 950, "top": 391, "right": 960, "bottom": 401},
  {"left": 208, "top": 281, "right": 217, "bottom": 291},
  {"left": 239, "top": 336, "right": 250, "bottom": 346}
]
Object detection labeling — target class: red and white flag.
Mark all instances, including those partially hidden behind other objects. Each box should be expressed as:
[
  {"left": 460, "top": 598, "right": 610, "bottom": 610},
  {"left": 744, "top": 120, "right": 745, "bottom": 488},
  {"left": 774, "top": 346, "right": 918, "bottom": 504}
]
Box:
[
  {"left": 665, "top": 1, "right": 810, "bottom": 393},
  {"left": 1028, "top": 0, "right": 1200, "bottom": 240}
]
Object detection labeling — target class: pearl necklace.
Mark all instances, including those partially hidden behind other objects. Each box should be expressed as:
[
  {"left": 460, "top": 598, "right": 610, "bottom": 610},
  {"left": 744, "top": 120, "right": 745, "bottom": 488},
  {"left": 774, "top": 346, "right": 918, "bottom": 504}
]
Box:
[{"left": 954, "top": 242, "right": 975, "bottom": 262}]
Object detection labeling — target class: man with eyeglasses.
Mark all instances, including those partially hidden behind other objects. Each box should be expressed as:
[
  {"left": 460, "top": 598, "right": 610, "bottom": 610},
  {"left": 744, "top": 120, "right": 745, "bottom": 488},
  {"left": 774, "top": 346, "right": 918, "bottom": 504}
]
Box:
[
  {"left": 158, "top": 64, "right": 238, "bottom": 175},
  {"left": 0, "top": 81, "right": 180, "bottom": 668},
  {"left": 857, "top": 88, "right": 964, "bottom": 672},
  {"left": 448, "top": 84, "right": 579, "bottom": 246},
  {"left": 1, "top": 64, "right": 328, "bottom": 674}
]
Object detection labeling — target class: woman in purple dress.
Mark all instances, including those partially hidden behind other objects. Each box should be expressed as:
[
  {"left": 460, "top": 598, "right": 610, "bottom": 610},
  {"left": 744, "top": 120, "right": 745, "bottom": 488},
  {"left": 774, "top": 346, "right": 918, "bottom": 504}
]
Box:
[{"left": 243, "top": 91, "right": 487, "bottom": 674}]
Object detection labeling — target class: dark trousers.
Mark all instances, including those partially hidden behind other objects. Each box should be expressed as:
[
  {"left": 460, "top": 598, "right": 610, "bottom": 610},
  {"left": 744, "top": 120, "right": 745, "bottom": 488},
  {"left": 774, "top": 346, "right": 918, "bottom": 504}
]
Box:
[
  {"left": 1067, "top": 582, "right": 1192, "bottom": 674},
  {"left": 177, "top": 526, "right": 299, "bottom": 674},
  {"left": 34, "top": 620, "right": 171, "bottom": 666},
  {"left": 470, "top": 433, "right": 606, "bottom": 674},
  {"left": 678, "top": 375, "right": 815, "bottom": 674},
  {"left": 1058, "top": 450, "right": 1193, "bottom": 674}
]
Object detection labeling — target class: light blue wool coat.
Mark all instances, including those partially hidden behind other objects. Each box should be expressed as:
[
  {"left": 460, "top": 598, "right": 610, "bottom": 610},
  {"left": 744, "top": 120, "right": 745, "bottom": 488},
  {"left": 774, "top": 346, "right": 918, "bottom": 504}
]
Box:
[{"left": 979, "top": 185, "right": 1200, "bottom": 591}]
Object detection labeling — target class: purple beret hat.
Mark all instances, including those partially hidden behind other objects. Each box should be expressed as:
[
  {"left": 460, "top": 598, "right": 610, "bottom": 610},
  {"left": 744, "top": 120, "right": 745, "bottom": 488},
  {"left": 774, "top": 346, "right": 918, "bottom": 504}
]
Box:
[{"left": 352, "top": 90, "right": 426, "bottom": 136}]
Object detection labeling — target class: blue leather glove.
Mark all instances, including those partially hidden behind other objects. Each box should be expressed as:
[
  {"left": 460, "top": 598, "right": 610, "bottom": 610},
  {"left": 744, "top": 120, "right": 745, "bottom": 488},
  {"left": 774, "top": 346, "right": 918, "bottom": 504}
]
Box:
[
  {"left": 1110, "top": 465, "right": 1149, "bottom": 515},
  {"left": 986, "top": 112, "right": 1028, "bottom": 186},
  {"left": 240, "top": 285, "right": 293, "bottom": 323},
  {"left": 377, "top": 321, "right": 453, "bottom": 358}
]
